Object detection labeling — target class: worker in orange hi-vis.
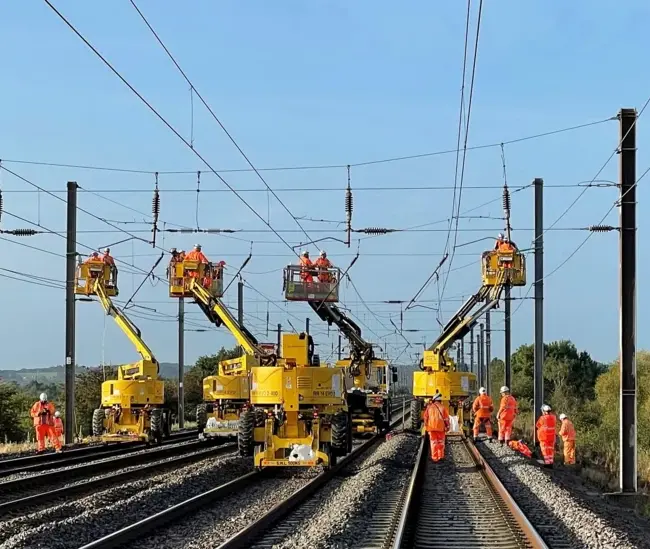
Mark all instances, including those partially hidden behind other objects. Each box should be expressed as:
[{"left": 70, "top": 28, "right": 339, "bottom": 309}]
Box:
[
  {"left": 536, "top": 404, "right": 557, "bottom": 467},
  {"left": 184, "top": 244, "right": 209, "bottom": 280},
  {"left": 497, "top": 386, "right": 518, "bottom": 445},
  {"left": 558, "top": 413, "right": 576, "bottom": 465},
  {"left": 84, "top": 251, "right": 101, "bottom": 263},
  {"left": 314, "top": 250, "right": 333, "bottom": 283},
  {"left": 508, "top": 439, "right": 533, "bottom": 458},
  {"left": 423, "top": 393, "right": 450, "bottom": 462},
  {"left": 102, "top": 247, "right": 118, "bottom": 286},
  {"left": 472, "top": 387, "right": 494, "bottom": 442},
  {"left": 53, "top": 411, "right": 64, "bottom": 443},
  {"left": 298, "top": 250, "right": 314, "bottom": 282},
  {"left": 30, "top": 393, "right": 62, "bottom": 453}
]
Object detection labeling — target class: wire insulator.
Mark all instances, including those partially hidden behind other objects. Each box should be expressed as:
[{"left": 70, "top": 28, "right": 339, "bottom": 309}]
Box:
[
  {"left": 345, "top": 187, "right": 353, "bottom": 219},
  {"left": 0, "top": 189, "right": 3, "bottom": 225},
  {"left": 589, "top": 225, "right": 617, "bottom": 232},
  {"left": 357, "top": 227, "right": 393, "bottom": 235},
  {"left": 152, "top": 189, "right": 160, "bottom": 220},
  {"left": 502, "top": 186, "right": 511, "bottom": 214},
  {"left": 11, "top": 228, "right": 38, "bottom": 236}
]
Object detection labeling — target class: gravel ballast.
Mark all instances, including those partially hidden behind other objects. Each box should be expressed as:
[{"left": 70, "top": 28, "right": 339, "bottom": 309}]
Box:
[
  {"left": 479, "top": 440, "right": 650, "bottom": 549},
  {"left": 0, "top": 450, "right": 249, "bottom": 549}
]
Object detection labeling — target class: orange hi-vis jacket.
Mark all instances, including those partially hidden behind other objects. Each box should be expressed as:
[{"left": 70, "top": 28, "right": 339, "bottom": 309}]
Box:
[
  {"left": 314, "top": 257, "right": 332, "bottom": 269},
  {"left": 559, "top": 418, "right": 576, "bottom": 442},
  {"left": 472, "top": 395, "right": 494, "bottom": 419},
  {"left": 424, "top": 402, "right": 450, "bottom": 433},
  {"left": 185, "top": 250, "right": 208, "bottom": 263},
  {"left": 102, "top": 253, "right": 115, "bottom": 265},
  {"left": 30, "top": 401, "right": 56, "bottom": 427},
  {"left": 299, "top": 256, "right": 313, "bottom": 268},
  {"left": 54, "top": 417, "right": 64, "bottom": 435},
  {"left": 536, "top": 413, "right": 557, "bottom": 443},
  {"left": 509, "top": 440, "right": 532, "bottom": 458},
  {"left": 498, "top": 395, "right": 518, "bottom": 421}
]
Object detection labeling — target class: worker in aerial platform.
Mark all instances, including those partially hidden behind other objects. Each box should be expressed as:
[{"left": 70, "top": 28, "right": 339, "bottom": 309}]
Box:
[
  {"left": 184, "top": 244, "right": 209, "bottom": 280},
  {"left": 471, "top": 387, "right": 494, "bottom": 442},
  {"left": 423, "top": 393, "right": 450, "bottom": 462},
  {"left": 102, "top": 247, "right": 117, "bottom": 286},
  {"left": 558, "top": 413, "right": 576, "bottom": 465},
  {"left": 497, "top": 386, "right": 518, "bottom": 445},
  {"left": 299, "top": 250, "right": 314, "bottom": 282},
  {"left": 536, "top": 404, "right": 557, "bottom": 467},
  {"left": 84, "top": 251, "right": 101, "bottom": 264},
  {"left": 314, "top": 250, "right": 333, "bottom": 283},
  {"left": 30, "top": 393, "right": 62, "bottom": 453}
]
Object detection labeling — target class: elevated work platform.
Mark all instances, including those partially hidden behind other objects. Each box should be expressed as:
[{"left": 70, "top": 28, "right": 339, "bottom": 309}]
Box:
[{"left": 283, "top": 264, "right": 341, "bottom": 302}]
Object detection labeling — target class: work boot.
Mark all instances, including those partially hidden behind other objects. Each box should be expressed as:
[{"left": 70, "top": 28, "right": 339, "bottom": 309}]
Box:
[
  {"left": 500, "top": 440, "right": 504, "bottom": 446},
  {"left": 473, "top": 437, "right": 478, "bottom": 443}
]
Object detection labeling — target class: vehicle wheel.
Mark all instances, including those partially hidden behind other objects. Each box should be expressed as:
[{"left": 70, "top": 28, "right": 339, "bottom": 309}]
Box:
[
  {"left": 196, "top": 403, "right": 208, "bottom": 434},
  {"left": 254, "top": 408, "right": 266, "bottom": 427},
  {"left": 92, "top": 409, "right": 105, "bottom": 437},
  {"left": 150, "top": 408, "right": 164, "bottom": 444},
  {"left": 238, "top": 409, "right": 255, "bottom": 457},
  {"left": 162, "top": 410, "right": 171, "bottom": 438},
  {"left": 410, "top": 399, "right": 422, "bottom": 431},
  {"left": 331, "top": 411, "right": 349, "bottom": 456},
  {"left": 324, "top": 442, "right": 337, "bottom": 468}
]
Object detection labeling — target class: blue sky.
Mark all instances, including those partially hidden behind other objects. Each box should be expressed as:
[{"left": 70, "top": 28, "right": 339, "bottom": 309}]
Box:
[{"left": 0, "top": 1, "right": 648, "bottom": 370}]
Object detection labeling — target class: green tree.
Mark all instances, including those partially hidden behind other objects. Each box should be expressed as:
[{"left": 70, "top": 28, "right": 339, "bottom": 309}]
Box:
[
  {"left": 0, "top": 382, "right": 27, "bottom": 442},
  {"left": 74, "top": 366, "right": 116, "bottom": 437}
]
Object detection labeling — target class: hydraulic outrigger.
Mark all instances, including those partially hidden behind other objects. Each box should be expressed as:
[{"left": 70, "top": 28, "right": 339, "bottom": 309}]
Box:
[
  {"left": 75, "top": 258, "right": 169, "bottom": 444},
  {"left": 168, "top": 257, "right": 275, "bottom": 440},
  {"left": 410, "top": 245, "right": 526, "bottom": 435},
  {"left": 283, "top": 264, "right": 398, "bottom": 437}
]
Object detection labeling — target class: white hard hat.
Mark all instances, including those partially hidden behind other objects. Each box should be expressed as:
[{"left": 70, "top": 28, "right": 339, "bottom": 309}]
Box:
[
  {"left": 432, "top": 392, "right": 442, "bottom": 402},
  {"left": 498, "top": 233, "right": 504, "bottom": 239},
  {"left": 55, "top": 411, "right": 61, "bottom": 418},
  {"left": 500, "top": 386, "right": 510, "bottom": 394},
  {"left": 319, "top": 250, "right": 326, "bottom": 256},
  {"left": 541, "top": 404, "right": 551, "bottom": 412},
  {"left": 39, "top": 392, "right": 47, "bottom": 402},
  {"left": 178, "top": 250, "right": 184, "bottom": 254},
  {"left": 301, "top": 250, "right": 308, "bottom": 256},
  {"left": 194, "top": 244, "right": 201, "bottom": 249},
  {"left": 104, "top": 248, "right": 110, "bottom": 253},
  {"left": 479, "top": 387, "right": 486, "bottom": 394},
  {"left": 559, "top": 413, "right": 567, "bottom": 421}
]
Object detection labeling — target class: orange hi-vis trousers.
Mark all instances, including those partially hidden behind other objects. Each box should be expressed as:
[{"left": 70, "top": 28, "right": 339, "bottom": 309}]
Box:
[
  {"left": 473, "top": 417, "right": 493, "bottom": 438},
  {"left": 563, "top": 440, "right": 576, "bottom": 465},
  {"left": 428, "top": 431, "right": 446, "bottom": 462},
  {"left": 35, "top": 424, "right": 61, "bottom": 452},
  {"left": 539, "top": 439, "right": 555, "bottom": 465},
  {"left": 498, "top": 419, "right": 514, "bottom": 442}
]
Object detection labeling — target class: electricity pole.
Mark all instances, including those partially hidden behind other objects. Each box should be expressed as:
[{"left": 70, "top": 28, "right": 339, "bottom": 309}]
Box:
[
  {"left": 237, "top": 279, "right": 244, "bottom": 326},
  {"left": 504, "top": 286, "right": 512, "bottom": 388},
  {"left": 338, "top": 333, "right": 342, "bottom": 360},
  {"left": 277, "top": 323, "right": 282, "bottom": 356},
  {"left": 305, "top": 317, "right": 310, "bottom": 335},
  {"left": 479, "top": 322, "right": 485, "bottom": 387},
  {"left": 178, "top": 297, "right": 185, "bottom": 428},
  {"left": 65, "top": 181, "right": 77, "bottom": 444},
  {"left": 469, "top": 327, "right": 475, "bottom": 374},
  {"left": 533, "top": 178, "right": 544, "bottom": 443},
  {"left": 485, "top": 311, "right": 492, "bottom": 395},
  {"left": 619, "top": 108, "right": 637, "bottom": 493},
  {"left": 460, "top": 337, "right": 465, "bottom": 371}
]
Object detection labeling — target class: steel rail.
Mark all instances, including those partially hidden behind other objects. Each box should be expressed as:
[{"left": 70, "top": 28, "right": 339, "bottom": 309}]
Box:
[
  {"left": 0, "top": 429, "right": 198, "bottom": 471},
  {"left": 217, "top": 410, "right": 411, "bottom": 549},
  {"left": 0, "top": 438, "right": 218, "bottom": 494},
  {"left": 390, "top": 435, "right": 549, "bottom": 549},
  {"left": 0, "top": 442, "right": 236, "bottom": 517}
]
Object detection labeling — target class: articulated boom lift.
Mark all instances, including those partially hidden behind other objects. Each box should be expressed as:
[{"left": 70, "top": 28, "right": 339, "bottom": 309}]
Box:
[
  {"left": 169, "top": 258, "right": 275, "bottom": 439},
  {"left": 283, "top": 264, "right": 397, "bottom": 437},
  {"left": 411, "top": 246, "right": 526, "bottom": 436},
  {"left": 75, "top": 258, "right": 169, "bottom": 444}
]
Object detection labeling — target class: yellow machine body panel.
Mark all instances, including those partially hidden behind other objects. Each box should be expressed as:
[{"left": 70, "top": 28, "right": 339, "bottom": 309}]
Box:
[
  {"left": 101, "top": 377, "right": 164, "bottom": 407},
  {"left": 481, "top": 250, "right": 526, "bottom": 286},
  {"left": 280, "top": 332, "right": 310, "bottom": 366},
  {"left": 218, "top": 354, "right": 260, "bottom": 377},
  {"left": 101, "top": 409, "right": 148, "bottom": 442},
  {"left": 203, "top": 374, "right": 250, "bottom": 401},
  {"left": 169, "top": 259, "right": 224, "bottom": 298},
  {"left": 75, "top": 261, "right": 117, "bottom": 297},
  {"left": 413, "top": 371, "right": 452, "bottom": 400}
]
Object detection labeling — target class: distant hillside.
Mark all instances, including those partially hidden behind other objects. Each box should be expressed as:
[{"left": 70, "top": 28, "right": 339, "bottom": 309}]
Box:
[{"left": 0, "top": 363, "right": 189, "bottom": 385}]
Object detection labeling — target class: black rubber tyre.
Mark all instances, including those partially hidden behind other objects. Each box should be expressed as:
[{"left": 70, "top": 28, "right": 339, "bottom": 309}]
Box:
[
  {"left": 410, "top": 399, "right": 422, "bottom": 431},
  {"left": 238, "top": 409, "right": 255, "bottom": 457},
  {"left": 92, "top": 409, "right": 105, "bottom": 437},
  {"left": 150, "top": 408, "right": 164, "bottom": 444},
  {"left": 324, "top": 442, "right": 337, "bottom": 468},
  {"left": 254, "top": 409, "right": 266, "bottom": 428},
  {"left": 331, "top": 411, "right": 349, "bottom": 456},
  {"left": 196, "top": 403, "right": 208, "bottom": 434},
  {"left": 162, "top": 410, "right": 171, "bottom": 438}
]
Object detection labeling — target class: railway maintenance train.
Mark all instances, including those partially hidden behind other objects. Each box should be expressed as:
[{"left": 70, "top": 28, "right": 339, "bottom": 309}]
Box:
[
  {"left": 283, "top": 262, "right": 398, "bottom": 437},
  {"left": 410, "top": 240, "right": 526, "bottom": 436},
  {"left": 75, "top": 255, "right": 170, "bottom": 444}
]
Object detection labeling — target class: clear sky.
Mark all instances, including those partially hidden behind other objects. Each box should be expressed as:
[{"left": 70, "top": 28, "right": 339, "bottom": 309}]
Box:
[{"left": 0, "top": 1, "right": 648, "bottom": 371}]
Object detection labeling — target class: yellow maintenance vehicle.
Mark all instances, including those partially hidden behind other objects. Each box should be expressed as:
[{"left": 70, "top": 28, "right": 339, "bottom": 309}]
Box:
[
  {"left": 411, "top": 240, "right": 526, "bottom": 435},
  {"left": 247, "top": 329, "right": 350, "bottom": 469},
  {"left": 75, "top": 256, "right": 170, "bottom": 444},
  {"left": 169, "top": 255, "right": 276, "bottom": 440},
  {"left": 283, "top": 263, "right": 397, "bottom": 436}
]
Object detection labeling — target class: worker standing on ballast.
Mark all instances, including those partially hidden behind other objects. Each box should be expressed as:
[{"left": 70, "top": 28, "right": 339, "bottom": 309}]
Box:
[
  {"left": 536, "top": 404, "right": 557, "bottom": 467},
  {"left": 497, "top": 386, "right": 518, "bottom": 445},
  {"left": 423, "top": 393, "right": 450, "bottom": 462},
  {"left": 558, "top": 413, "right": 576, "bottom": 465},
  {"left": 30, "top": 393, "right": 62, "bottom": 453},
  {"left": 299, "top": 250, "right": 314, "bottom": 282},
  {"left": 472, "top": 387, "right": 494, "bottom": 442},
  {"left": 54, "top": 411, "right": 64, "bottom": 443},
  {"left": 314, "top": 250, "right": 333, "bottom": 283}
]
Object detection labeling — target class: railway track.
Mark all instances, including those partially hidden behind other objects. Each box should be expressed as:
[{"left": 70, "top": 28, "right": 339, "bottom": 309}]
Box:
[
  {"left": 390, "top": 436, "right": 548, "bottom": 549},
  {"left": 0, "top": 436, "right": 222, "bottom": 500},
  {"left": 0, "top": 442, "right": 236, "bottom": 518},
  {"left": 76, "top": 405, "right": 411, "bottom": 549},
  {"left": 0, "top": 429, "right": 198, "bottom": 474}
]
